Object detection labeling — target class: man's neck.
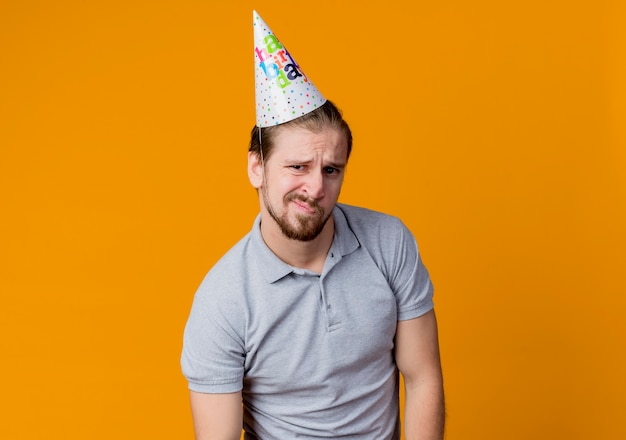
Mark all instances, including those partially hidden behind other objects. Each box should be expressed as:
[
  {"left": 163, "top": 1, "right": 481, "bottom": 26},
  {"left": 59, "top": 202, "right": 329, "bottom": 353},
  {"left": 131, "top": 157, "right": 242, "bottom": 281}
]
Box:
[{"left": 259, "top": 215, "right": 335, "bottom": 274}]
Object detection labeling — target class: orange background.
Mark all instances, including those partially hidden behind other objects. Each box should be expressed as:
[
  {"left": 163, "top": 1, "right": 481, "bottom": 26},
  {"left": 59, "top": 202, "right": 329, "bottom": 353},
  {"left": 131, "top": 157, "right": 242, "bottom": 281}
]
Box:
[{"left": 1, "top": 1, "right": 625, "bottom": 439}]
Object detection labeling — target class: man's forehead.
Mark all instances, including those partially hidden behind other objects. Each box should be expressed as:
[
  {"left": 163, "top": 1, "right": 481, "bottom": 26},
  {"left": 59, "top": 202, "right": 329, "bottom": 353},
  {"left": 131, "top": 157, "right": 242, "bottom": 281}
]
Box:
[{"left": 273, "top": 126, "right": 347, "bottom": 152}]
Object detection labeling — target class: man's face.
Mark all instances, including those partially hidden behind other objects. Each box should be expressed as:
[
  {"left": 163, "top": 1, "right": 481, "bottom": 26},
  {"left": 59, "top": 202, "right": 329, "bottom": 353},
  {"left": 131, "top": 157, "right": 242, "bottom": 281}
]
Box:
[{"left": 251, "top": 125, "right": 348, "bottom": 241}]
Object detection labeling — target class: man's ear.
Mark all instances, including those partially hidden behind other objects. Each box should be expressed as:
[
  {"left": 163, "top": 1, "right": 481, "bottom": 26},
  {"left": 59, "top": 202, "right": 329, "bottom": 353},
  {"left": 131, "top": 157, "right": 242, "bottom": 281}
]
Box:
[{"left": 248, "top": 151, "right": 263, "bottom": 189}]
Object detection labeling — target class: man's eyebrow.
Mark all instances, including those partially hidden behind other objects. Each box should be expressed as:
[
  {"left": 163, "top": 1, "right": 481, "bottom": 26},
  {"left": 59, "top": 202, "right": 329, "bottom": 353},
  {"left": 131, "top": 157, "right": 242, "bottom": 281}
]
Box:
[
  {"left": 283, "top": 157, "right": 313, "bottom": 164},
  {"left": 327, "top": 161, "right": 346, "bottom": 169},
  {"left": 281, "top": 158, "right": 346, "bottom": 168}
]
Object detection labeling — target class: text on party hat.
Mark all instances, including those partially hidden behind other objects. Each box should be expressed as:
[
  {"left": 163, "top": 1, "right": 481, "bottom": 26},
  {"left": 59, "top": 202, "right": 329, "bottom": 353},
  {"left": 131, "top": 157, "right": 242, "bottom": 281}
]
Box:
[{"left": 256, "top": 35, "right": 306, "bottom": 88}]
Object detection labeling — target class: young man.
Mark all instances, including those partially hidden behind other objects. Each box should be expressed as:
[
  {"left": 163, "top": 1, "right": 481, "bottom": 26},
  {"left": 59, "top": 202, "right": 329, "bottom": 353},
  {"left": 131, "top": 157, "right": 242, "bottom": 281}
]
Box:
[{"left": 181, "top": 12, "right": 444, "bottom": 440}]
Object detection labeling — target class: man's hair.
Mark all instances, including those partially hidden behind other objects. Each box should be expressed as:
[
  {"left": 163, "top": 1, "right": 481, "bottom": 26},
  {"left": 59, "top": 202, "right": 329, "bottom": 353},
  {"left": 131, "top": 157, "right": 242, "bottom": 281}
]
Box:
[{"left": 248, "top": 100, "right": 353, "bottom": 162}]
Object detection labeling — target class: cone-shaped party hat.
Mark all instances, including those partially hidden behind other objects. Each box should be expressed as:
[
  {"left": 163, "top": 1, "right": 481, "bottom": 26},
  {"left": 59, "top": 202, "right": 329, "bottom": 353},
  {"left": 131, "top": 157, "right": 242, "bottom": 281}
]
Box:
[{"left": 253, "top": 11, "right": 326, "bottom": 127}]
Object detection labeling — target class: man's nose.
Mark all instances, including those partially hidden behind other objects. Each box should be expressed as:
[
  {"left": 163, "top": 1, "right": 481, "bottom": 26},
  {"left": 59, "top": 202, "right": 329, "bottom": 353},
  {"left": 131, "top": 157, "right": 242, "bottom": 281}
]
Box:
[{"left": 303, "top": 170, "right": 325, "bottom": 200}]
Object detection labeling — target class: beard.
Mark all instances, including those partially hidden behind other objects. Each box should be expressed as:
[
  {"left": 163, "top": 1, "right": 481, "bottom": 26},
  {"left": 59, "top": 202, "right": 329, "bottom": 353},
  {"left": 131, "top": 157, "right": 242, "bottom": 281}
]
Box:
[{"left": 263, "top": 190, "right": 330, "bottom": 242}]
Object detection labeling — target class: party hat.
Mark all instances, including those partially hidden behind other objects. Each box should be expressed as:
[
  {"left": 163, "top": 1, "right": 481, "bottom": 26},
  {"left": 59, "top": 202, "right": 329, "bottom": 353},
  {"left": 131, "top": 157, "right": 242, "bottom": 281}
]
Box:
[{"left": 253, "top": 10, "right": 326, "bottom": 127}]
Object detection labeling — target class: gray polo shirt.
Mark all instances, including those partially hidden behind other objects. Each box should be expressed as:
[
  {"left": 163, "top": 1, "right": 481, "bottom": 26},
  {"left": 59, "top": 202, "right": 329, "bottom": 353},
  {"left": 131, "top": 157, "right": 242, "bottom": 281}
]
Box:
[{"left": 181, "top": 203, "right": 434, "bottom": 439}]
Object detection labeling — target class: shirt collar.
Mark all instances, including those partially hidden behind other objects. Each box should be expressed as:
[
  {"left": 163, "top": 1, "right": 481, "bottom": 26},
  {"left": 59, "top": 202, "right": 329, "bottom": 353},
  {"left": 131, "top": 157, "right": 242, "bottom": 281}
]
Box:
[{"left": 250, "top": 204, "right": 360, "bottom": 284}]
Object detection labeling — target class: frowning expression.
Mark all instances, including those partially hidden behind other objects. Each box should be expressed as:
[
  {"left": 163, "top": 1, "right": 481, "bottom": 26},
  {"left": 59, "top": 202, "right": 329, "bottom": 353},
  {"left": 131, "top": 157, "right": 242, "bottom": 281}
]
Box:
[{"left": 251, "top": 126, "right": 349, "bottom": 241}]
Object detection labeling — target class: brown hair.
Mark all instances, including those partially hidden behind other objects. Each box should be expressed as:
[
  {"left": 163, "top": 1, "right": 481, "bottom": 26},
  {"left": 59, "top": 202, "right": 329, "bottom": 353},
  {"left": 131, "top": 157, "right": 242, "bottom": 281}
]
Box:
[{"left": 248, "top": 100, "right": 353, "bottom": 162}]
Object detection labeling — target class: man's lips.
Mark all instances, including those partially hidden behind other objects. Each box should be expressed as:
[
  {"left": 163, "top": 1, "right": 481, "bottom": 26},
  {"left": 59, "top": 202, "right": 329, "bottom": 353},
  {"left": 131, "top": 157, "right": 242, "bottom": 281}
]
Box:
[{"left": 292, "top": 199, "right": 316, "bottom": 214}]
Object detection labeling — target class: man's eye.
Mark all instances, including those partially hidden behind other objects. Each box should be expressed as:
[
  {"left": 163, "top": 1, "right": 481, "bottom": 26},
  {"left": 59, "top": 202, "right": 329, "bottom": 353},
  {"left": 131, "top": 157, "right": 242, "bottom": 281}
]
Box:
[
  {"left": 289, "top": 165, "right": 303, "bottom": 170},
  {"left": 324, "top": 167, "right": 339, "bottom": 175}
]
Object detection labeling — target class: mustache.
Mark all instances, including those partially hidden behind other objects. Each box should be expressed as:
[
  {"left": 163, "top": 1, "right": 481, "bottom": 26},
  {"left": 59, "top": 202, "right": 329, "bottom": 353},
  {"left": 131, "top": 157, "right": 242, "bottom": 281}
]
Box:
[{"left": 285, "top": 193, "right": 322, "bottom": 212}]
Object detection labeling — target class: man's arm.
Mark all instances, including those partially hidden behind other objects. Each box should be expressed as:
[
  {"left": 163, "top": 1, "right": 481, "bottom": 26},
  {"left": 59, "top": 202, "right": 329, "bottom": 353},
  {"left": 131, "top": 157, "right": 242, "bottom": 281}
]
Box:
[
  {"left": 395, "top": 309, "right": 445, "bottom": 440},
  {"left": 189, "top": 390, "right": 242, "bottom": 440}
]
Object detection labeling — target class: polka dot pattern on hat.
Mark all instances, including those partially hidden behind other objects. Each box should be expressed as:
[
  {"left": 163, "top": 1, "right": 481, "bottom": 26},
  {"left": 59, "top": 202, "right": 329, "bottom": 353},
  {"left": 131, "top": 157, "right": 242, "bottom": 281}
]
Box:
[{"left": 253, "top": 11, "right": 326, "bottom": 127}]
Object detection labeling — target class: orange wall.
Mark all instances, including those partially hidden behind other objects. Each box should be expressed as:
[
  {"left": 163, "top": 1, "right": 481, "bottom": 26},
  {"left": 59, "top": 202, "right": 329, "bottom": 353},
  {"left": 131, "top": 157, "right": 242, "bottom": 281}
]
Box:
[{"left": 1, "top": 1, "right": 624, "bottom": 438}]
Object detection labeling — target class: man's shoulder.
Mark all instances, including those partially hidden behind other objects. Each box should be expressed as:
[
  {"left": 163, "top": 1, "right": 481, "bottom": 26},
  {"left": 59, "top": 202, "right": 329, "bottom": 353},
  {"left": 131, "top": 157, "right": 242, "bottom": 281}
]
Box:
[
  {"left": 336, "top": 203, "right": 404, "bottom": 231},
  {"left": 199, "top": 230, "right": 255, "bottom": 286},
  {"left": 335, "top": 203, "right": 414, "bottom": 259}
]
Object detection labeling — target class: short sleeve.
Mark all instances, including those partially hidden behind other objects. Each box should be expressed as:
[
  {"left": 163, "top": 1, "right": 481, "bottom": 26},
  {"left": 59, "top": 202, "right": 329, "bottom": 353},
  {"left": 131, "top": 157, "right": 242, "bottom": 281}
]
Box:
[
  {"left": 181, "top": 282, "right": 246, "bottom": 393},
  {"left": 388, "top": 221, "right": 434, "bottom": 321}
]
